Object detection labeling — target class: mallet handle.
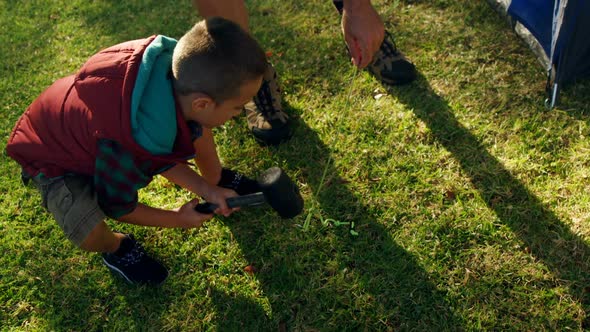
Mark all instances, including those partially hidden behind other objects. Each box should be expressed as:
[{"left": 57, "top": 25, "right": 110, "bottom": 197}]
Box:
[{"left": 194, "top": 192, "right": 265, "bottom": 214}]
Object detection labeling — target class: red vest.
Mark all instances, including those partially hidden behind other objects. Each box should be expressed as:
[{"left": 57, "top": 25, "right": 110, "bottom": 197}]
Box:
[{"left": 6, "top": 36, "right": 195, "bottom": 178}]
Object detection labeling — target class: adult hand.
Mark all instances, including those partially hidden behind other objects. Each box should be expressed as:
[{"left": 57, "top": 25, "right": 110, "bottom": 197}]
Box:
[{"left": 341, "top": 0, "right": 385, "bottom": 69}]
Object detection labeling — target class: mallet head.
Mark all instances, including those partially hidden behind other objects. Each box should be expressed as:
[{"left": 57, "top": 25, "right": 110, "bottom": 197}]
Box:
[{"left": 258, "top": 167, "right": 303, "bottom": 218}]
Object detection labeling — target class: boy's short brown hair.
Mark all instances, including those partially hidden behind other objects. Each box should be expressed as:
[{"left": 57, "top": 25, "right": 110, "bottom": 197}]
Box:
[{"left": 172, "top": 17, "right": 267, "bottom": 103}]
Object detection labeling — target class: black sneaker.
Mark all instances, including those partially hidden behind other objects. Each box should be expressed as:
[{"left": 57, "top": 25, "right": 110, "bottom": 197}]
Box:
[
  {"left": 246, "top": 62, "right": 293, "bottom": 146},
  {"left": 102, "top": 234, "right": 168, "bottom": 285},
  {"left": 366, "top": 31, "right": 417, "bottom": 85}
]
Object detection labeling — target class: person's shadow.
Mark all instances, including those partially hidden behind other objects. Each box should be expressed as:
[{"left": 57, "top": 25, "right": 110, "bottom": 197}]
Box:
[
  {"left": 390, "top": 73, "right": 590, "bottom": 317},
  {"left": 211, "top": 106, "right": 464, "bottom": 330},
  {"left": 211, "top": 65, "right": 590, "bottom": 328}
]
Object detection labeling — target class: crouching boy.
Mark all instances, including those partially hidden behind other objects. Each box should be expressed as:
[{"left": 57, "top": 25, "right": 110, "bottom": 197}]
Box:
[{"left": 6, "top": 17, "right": 267, "bottom": 285}]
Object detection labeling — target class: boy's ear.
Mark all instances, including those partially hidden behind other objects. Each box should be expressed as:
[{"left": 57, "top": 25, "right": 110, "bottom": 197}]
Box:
[{"left": 191, "top": 94, "right": 216, "bottom": 112}]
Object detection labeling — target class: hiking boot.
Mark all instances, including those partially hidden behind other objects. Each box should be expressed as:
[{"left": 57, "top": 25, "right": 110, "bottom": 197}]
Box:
[
  {"left": 367, "top": 31, "right": 417, "bottom": 85},
  {"left": 102, "top": 234, "right": 168, "bottom": 285},
  {"left": 246, "top": 63, "right": 293, "bottom": 146}
]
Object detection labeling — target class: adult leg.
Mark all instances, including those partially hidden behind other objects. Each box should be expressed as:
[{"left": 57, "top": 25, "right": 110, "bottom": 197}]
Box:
[
  {"left": 193, "top": 0, "right": 293, "bottom": 146},
  {"left": 191, "top": 0, "right": 249, "bottom": 32}
]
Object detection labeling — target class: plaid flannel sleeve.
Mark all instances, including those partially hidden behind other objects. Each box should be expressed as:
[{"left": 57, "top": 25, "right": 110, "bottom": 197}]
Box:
[{"left": 94, "top": 139, "right": 154, "bottom": 218}]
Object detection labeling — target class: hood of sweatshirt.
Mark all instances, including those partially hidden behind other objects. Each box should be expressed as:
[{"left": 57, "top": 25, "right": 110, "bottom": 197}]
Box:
[{"left": 130, "top": 35, "right": 178, "bottom": 155}]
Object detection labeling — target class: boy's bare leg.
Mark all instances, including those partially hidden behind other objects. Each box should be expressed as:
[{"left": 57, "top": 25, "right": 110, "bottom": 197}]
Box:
[
  {"left": 84, "top": 220, "right": 169, "bottom": 285},
  {"left": 192, "top": 0, "right": 293, "bottom": 146},
  {"left": 79, "top": 220, "right": 125, "bottom": 253}
]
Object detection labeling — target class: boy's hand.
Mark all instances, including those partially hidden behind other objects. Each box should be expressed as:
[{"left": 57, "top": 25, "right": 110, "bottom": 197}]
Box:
[
  {"left": 176, "top": 198, "right": 214, "bottom": 228},
  {"left": 203, "top": 186, "right": 239, "bottom": 217}
]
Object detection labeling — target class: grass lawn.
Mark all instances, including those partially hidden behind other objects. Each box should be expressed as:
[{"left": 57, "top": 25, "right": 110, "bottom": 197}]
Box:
[{"left": 2, "top": 0, "right": 590, "bottom": 330}]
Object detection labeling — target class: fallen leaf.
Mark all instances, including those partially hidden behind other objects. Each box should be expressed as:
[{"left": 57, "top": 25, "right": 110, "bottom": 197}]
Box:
[
  {"left": 444, "top": 190, "right": 456, "bottom": 200},
  {"left": 244, "top": 265, "right": 257, "bottom": 275}
]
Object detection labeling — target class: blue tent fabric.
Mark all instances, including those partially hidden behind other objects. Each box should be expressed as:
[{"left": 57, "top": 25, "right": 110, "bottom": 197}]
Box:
[
  {"left": 553, "top": 0, "right": 590, "bottom": 87},
  {"left": 508, "top": 0, "right": 554, "bottom": 56},
  {"left": 502, "top": 0, "right": 590, "bottom": 106}
]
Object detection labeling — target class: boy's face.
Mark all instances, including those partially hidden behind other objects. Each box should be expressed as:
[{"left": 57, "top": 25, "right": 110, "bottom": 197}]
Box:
[{"left": 190, "top": 76, "right": 263, "bottom": 128}]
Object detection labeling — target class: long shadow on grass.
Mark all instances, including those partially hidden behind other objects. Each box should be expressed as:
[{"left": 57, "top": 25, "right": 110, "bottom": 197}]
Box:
[
  {"left": 390, "top": 74, "right": 590, "bottom": 311},
  {"left": 558, "top": 80, "right": 590, "bottom": 119},
  {"left": 216, "top": 115, "right": 464, "bottom": 330},
  {"left": 208, "top": 287, "right": 269, "bottom": 331}
]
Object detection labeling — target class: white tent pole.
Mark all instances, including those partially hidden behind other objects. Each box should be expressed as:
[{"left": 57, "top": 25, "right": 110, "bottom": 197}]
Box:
[
  {"left": 550, "top": 83, "right": 558, "bottom": 108},
  {"left": 548, "top": 0, "right": 568, "bottom": 108}
]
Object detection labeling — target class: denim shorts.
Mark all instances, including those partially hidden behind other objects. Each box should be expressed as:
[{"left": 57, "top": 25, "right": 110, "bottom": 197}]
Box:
[{"left": 31, "top": 174, "right": 105, "bottom": 247}]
